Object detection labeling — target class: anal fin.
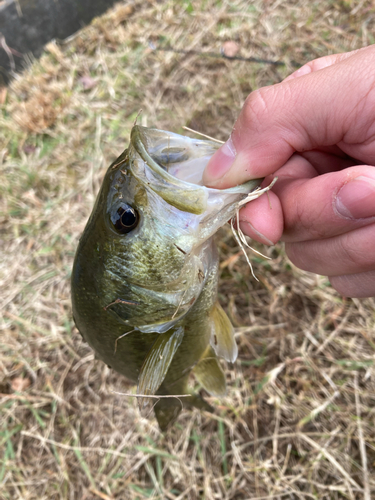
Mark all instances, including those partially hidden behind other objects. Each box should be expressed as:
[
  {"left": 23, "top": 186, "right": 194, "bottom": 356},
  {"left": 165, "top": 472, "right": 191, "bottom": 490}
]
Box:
[
  {"left": 193, "top": 346, "right": 226, "bottom": 397},
  {"left": 209, "top": 302, "right": 238, "bottom": 363}
]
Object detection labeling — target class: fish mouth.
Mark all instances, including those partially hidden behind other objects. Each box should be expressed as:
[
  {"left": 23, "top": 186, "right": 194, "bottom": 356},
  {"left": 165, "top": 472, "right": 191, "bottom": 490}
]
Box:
[{"left": 129, "top": 125, "right": 263, "bottom": 218}]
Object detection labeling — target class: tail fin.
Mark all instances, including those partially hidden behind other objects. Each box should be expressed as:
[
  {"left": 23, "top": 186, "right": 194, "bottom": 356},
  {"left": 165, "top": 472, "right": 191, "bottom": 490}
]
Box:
[
  {"left": 154, "top": 393, "right": 213, "bottom": 431},
  {"left": 154, "top": 397, "right": 183, "bottom": 431}
]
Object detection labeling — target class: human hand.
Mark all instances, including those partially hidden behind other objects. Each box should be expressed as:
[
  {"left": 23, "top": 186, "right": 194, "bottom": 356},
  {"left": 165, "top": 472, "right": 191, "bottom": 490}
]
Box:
[{"left": 203, "top": 46, "right": 375, "bottom": 298}]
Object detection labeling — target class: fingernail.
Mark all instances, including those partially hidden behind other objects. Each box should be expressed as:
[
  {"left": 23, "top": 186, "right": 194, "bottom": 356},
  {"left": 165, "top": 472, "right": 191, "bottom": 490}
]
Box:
[
  {"left": 335, "top": 176, "right": 375, "bottom": 219},
  {"left": 284, "top": 64, "right": 312, "bottom": 81},
  {"left": 239, "top": 220, "right": 275, "bottom": 246},
  {"left": 203, "top": 136, "right": 236, "bottom": 185},
  {"left": 292, "top": 65, "right": 312, "bottom": 78}
]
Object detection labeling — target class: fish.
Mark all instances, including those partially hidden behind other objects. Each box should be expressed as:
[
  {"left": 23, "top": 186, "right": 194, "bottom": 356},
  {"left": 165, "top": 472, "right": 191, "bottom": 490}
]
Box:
[{"left": 71, "top": 125, "right": 263, "bottom": 430}]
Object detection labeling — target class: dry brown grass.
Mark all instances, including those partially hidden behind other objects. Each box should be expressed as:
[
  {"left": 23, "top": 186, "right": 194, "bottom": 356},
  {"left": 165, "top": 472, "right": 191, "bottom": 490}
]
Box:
[{"left": 1, "top": 1, "right": 375, "bottom": 498}]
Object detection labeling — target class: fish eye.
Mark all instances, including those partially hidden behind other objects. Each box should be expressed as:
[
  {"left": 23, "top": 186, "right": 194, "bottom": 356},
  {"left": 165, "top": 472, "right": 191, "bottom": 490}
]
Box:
[{"left": 110, "top": 203, "right": 139, "bottom": 234}]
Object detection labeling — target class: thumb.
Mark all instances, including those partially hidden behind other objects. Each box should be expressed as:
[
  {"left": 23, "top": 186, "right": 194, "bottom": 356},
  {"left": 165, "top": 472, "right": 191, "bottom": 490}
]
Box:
[{"left": 202, "top": 46, "right": 375, "bottom": 188}]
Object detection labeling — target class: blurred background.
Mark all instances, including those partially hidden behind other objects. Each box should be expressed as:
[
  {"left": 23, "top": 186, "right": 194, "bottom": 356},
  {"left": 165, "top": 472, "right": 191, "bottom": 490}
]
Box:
[{"left": 1, "top": 1, "right": 375, "bottom": 499}]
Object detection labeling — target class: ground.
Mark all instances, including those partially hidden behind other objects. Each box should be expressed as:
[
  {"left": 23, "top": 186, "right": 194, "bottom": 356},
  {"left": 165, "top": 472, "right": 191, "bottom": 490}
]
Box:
[{"left": 1, "top": 1, "right": 375, "bottom": 499}]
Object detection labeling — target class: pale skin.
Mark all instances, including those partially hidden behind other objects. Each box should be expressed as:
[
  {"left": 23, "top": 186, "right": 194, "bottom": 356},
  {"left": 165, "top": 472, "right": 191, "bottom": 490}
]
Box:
[{"left": 203, "top": 45, "right": 375, "bottom": 298}]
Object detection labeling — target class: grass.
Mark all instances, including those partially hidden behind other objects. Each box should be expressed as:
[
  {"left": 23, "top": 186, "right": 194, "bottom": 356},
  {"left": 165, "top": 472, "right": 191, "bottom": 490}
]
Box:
[{"left": 1, "top": 0, "right": 375, "bottom": 498}]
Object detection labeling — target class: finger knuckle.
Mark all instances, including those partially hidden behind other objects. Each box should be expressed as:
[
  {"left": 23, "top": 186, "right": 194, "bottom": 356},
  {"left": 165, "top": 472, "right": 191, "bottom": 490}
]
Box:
[{"left": 243, "top": 87, "right": 274, "bottom": 132}]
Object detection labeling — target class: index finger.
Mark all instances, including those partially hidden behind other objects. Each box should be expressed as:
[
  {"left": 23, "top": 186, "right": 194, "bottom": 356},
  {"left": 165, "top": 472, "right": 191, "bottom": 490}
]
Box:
[{"left": 202, "top": 46, "right": 375, "bottom": 189}]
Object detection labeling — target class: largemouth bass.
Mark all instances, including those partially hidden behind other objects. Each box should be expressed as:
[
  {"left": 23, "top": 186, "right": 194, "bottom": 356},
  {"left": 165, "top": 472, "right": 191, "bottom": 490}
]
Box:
[{"left": 71, "top": 126, "right": 262, "bottom": 430}]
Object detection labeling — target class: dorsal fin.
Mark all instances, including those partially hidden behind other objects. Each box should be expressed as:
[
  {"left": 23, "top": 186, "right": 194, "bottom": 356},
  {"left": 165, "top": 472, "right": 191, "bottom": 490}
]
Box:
[
  {"left": 137, "top": 327, "right": 184, "bottom": 408},
  {"left": 209, "top": 302, "right": 238, "bottom": 363},
  {"left": 193, "top": 346, "right": 226, "bottom": 397}
]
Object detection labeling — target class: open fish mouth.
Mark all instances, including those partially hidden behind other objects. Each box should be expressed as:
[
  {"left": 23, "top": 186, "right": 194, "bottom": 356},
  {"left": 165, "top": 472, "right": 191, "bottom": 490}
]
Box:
[{"left": 129, "top": 125, "right": 263, "bottom": 225}]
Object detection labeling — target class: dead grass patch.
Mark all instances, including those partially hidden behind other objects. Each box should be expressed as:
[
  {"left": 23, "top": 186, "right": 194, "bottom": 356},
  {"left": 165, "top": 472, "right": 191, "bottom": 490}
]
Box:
[{"left": 1, "top": 0, "right": 375, "bottom": 499}]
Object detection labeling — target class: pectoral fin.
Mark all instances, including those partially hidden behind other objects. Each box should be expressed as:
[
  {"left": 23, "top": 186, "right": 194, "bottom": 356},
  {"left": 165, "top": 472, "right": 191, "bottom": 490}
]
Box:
[
  {"left": 209, "top": 302, "right": 238, "bottom": 363},
  {"left": 193, "top": 346, "right": 226, "bottom": 397},
  {"left": 137, "top": 327, "right": 184, "bottom": 408}
]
